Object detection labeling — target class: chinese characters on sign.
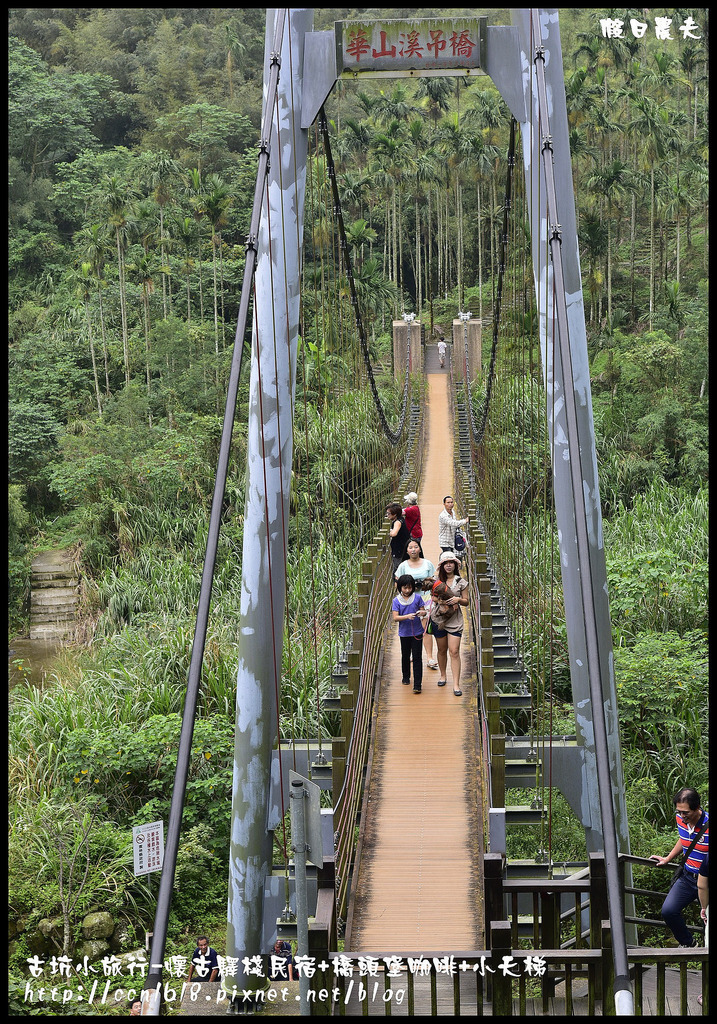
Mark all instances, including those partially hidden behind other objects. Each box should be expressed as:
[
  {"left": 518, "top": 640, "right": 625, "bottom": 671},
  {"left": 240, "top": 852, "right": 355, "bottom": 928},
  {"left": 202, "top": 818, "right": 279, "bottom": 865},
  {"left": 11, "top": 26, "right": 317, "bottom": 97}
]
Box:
[
  {"left": 599, "top": 15, "right": 702, "bottom": 40},
  {"left": 26, "top": 951, "right": 549, "bottom": 982},
  {"left": 23, "top": 952, "right": 552, "bottom": 1007},
  {"left": 132, "top": 820, "right": 164, "bottom": 876},
  {"left": 338, "top": 19, "right": 485, "bottom": 75}
]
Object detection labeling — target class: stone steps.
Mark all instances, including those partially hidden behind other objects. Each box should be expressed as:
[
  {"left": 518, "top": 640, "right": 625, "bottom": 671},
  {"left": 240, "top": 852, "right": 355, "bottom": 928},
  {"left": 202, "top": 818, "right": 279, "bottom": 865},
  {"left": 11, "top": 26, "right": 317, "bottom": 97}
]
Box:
[{"left": 29, "top": 549, "right": 79, "bottom": 641}]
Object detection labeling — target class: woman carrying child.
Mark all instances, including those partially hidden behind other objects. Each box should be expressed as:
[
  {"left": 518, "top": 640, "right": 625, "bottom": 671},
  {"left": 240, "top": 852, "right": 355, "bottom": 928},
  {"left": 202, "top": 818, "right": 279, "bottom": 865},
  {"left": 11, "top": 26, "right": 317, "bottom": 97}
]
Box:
[
  {"left": 429, "top": 551, "right": 469, "bottom": 696},
  {"left": 392, "top": 574, "right": 427, "bottom": 693}
]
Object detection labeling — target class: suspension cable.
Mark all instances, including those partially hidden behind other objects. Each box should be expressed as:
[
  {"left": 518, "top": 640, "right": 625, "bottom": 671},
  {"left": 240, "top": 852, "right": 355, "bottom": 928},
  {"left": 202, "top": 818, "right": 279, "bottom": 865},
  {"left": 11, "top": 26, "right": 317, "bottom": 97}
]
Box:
[
  {"left": 318, "top": 107, "right": 411, "bottom": 445},
  {"left": 468, "top": 117, "right": 517, "bottom": 445}
]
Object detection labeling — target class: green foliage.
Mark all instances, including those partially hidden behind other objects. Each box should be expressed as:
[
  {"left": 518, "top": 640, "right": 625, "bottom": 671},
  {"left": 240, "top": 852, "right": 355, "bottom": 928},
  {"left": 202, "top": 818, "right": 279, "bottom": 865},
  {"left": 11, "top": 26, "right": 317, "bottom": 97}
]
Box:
[
  {"left": 8, "top": 795, "right": 152, "bottom": 933},
  {"left": 604, "top": 480, "right": 708, "bottom": 638},
  {"left": 8, "top": 403, "right": 64, "bottom": 490},
  {"left": 171, "top": 823, "right": 229, "bottom": 923},
  {"left": 615, "top": 630, "right": 708, "bottom": 740}
]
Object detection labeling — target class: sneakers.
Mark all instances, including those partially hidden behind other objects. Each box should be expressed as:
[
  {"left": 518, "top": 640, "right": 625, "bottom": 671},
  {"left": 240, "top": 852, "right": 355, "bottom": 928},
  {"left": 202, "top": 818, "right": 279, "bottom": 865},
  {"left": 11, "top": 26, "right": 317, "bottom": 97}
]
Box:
[
  {"left": 402, "top": 678, "right": 410, "bottom": 685},
  {"left": 413, "top": 686, "right": 421, "bottom": 693},
  {"left": 427, "top": 659, "right": 439, "bottom": 669}
]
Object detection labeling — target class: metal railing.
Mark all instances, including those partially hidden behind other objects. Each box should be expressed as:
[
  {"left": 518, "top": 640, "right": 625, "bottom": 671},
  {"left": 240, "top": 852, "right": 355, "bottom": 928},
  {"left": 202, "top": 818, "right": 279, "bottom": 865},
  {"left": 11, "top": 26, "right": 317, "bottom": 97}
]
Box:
[{"left": 331, "top": 389, "right": 425, "bottom": 929}]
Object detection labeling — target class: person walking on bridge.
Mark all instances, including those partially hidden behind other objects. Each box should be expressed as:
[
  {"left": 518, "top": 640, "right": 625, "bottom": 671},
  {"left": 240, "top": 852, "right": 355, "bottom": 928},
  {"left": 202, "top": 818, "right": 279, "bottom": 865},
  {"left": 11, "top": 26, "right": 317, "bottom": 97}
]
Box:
[
  {"left": 395, "top": 538, "right": 438, "bottom": 669},
  {"left": 438, "top": 495, "right": 469, "bottom": 554},
  {"left": 386, "top": 502, "right": 411, "bottom": 573},
  {"left": 402, "top": 491, "right": 423, "bottom": 544},
  {"left": 392, "top": 575, "right": 427, "bottom": 693},
  {"left": 429, "top": 551, "right": 469, "bottom": 697}
]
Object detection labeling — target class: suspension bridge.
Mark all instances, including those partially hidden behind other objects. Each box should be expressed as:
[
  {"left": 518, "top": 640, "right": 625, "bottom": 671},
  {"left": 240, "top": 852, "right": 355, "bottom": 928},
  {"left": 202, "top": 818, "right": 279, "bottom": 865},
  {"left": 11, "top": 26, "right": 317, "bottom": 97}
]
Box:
[{"left": 141, "top": 9, "right": 707, "bottom": 1016}]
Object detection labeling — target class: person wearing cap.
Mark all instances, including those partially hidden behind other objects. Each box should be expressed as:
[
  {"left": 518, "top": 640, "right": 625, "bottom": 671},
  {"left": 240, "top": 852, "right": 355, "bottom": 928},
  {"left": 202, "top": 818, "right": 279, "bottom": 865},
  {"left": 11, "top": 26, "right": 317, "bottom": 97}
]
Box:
[
  {"left": 429, "top": 551, "right": 469, "bottom": 696},
  {"left": 402, "top": 491, "right": 423, "bottom": 543},
  {"left": 438, "top": 495, "right": 469, "bottom": 554}
]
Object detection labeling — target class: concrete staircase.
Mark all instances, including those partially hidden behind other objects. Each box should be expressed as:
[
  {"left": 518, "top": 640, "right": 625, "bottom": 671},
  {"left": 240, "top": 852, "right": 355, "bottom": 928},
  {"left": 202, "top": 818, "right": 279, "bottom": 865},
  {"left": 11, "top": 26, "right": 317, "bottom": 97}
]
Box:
[{"left": 29, "top": 548, "right": 79, "bottom": 640}]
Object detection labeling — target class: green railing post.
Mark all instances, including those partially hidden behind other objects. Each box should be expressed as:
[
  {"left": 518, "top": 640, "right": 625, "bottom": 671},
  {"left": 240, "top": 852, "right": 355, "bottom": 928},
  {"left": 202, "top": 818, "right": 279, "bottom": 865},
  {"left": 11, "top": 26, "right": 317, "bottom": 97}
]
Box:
[
  {"left": 308, "top": 857, "right": 336, "bottom": 1017},
  {"left": 339, "top": 691, "right": 354, "bottom": 759}
]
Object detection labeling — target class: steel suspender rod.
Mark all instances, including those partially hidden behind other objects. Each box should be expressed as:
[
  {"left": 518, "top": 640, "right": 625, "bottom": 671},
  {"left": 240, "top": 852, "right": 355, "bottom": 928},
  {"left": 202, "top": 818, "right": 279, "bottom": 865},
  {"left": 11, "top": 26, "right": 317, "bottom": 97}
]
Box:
[
  {"left": 142, "top": 11, "right": 288, "bottom": 1014},
  {"left": 529, "top": 8, "right": 633, "bottom": 1014}
]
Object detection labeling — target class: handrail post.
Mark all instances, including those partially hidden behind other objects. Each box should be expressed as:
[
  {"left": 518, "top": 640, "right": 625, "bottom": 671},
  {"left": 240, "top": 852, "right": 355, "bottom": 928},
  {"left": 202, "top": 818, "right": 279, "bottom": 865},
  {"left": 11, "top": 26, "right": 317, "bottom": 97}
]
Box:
[
  {"left": 490, "top": 920, "right": 513, "bottom": 1015},
  {"left": 339, "top": 691, "right": 354, "bottom": 763},
  {"left": 308, "top": 857, "right": 336, "bottom": 1016},
  {"left": 331, "top": 736, "right": 346, "bottom": 798},
  {"left": 601, "top": 920, "right": 614, "bottom": 1016},
  {"left": 484, "top": 852, "right": 505, "bottom": 946},
  {"left": 490, "top": 733, "right": 505, "bottom": 809},
  {"left": 589, "top": 852, "right": 608, "bottom": 1003}
]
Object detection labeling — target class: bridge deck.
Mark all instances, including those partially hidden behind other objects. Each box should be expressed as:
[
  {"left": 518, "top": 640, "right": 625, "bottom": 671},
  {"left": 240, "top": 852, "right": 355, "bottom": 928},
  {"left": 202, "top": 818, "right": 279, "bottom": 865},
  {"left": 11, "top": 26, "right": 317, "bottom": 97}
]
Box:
[{"left": 346, "top": 365, "right": 486, "bottom": 954}]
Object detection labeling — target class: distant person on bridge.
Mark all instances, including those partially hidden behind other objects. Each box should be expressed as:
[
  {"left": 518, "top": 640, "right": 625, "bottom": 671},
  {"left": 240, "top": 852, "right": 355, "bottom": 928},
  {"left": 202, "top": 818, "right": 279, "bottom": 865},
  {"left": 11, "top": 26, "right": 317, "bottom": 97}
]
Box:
[
  {"left": 395, "top": 539, "right": 438, "bottom": 669},
  {"left": 429, "top": 551, "right": 469, "bottom": 697},
  {"left": 386, "top": 502, "right": 411, "bottom": 573},
  {"left": 437, "top": 339, "right": 447, "bottom": 367},
  {"left": 650, "top": 786, "right": 709, "bottom": 948},
  {"left": 402, "top": 491, "right": 423, "bottom": 544},
  {"left": 438, "top": 495, "right": 469, "bottom": 555},
  {"left": 392, "top": 574, "right": 427, "bottom": 693}
]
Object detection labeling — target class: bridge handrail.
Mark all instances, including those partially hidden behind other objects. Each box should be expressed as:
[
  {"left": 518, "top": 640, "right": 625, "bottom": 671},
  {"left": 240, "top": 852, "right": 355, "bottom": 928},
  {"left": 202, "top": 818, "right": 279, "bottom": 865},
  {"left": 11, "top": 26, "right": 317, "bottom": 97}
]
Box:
[
  {"left": 320, "top": 941, "right": 707, "bottom": 1016},
  {"left": 450, "top": 370, "right": 493, "bottom": 819},
  {"left": 331, "top": 391, "right": 425, "bottom": 927}
]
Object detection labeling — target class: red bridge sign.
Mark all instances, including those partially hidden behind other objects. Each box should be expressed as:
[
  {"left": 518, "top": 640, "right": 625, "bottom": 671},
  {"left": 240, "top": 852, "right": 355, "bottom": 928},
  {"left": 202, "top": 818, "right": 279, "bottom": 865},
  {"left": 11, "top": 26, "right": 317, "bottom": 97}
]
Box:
[{"left": 337, "top": 17, "right": 487, "bottom": 77}]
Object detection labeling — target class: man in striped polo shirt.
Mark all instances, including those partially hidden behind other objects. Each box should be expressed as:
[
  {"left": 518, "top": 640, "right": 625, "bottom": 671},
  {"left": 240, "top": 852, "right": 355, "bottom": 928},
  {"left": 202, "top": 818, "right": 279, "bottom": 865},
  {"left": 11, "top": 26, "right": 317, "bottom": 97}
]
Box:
[{"left": 650, "top": 786, "right": 709, "bottom": 947}]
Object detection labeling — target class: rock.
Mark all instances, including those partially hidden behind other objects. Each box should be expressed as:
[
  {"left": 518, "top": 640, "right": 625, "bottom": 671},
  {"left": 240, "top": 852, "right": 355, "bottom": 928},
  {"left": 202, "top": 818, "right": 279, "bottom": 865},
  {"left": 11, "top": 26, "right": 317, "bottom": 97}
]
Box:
[
  {"left": 76, "top": 938, "right": 111, "bottom": 962},
  {"left": 110, "top": 920, "right": 134, "bottom": 952},
  {"left": 26, "top": 919, "right": 63, "bottom": 957},
  {"left": 81, "top": 910, "right": 115, "bottom": 940}
]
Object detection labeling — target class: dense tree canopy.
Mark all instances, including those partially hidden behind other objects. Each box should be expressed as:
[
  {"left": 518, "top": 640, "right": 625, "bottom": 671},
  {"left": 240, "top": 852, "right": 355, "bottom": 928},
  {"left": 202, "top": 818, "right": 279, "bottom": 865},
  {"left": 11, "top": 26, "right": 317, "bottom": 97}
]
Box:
[{"left": 7, "top": 8, "right": 709, "bottom": 994}]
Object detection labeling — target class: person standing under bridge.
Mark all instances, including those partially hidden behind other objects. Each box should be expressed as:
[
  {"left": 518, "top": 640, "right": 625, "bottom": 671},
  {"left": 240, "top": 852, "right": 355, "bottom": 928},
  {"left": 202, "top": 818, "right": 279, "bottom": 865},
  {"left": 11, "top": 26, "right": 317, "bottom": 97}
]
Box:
[{"left": 650, "top": 786, "right": 709, "bottom": 948}]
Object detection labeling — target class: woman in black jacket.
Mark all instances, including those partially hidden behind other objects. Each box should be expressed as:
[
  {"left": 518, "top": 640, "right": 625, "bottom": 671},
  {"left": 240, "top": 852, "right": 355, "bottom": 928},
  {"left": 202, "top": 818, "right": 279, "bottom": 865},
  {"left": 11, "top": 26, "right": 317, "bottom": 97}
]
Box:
[{"left": 386, "top": 501, "right": 411, "bottom": 573}]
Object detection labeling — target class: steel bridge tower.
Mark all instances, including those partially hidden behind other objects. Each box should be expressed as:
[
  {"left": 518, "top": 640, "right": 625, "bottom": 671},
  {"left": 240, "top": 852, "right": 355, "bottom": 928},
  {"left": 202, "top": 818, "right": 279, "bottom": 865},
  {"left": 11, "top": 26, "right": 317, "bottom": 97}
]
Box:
[{"left": 226, "top": 9, "right": 633, "bottom": 1008}]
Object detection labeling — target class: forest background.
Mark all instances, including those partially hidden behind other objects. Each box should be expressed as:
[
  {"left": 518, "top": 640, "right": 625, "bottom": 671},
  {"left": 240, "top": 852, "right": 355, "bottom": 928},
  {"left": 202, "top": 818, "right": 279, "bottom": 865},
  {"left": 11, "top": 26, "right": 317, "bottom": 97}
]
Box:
[{"left": 8, "top": 7, "right": 708, "bottom": 1011}]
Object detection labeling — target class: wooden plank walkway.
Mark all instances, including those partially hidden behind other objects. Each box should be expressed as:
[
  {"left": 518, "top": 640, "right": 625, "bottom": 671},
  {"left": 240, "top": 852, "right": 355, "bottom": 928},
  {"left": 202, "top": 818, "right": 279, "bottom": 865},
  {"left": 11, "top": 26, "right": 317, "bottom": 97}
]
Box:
[{"left": 346, "top": 369, "right": 485, "bottom": 955}]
